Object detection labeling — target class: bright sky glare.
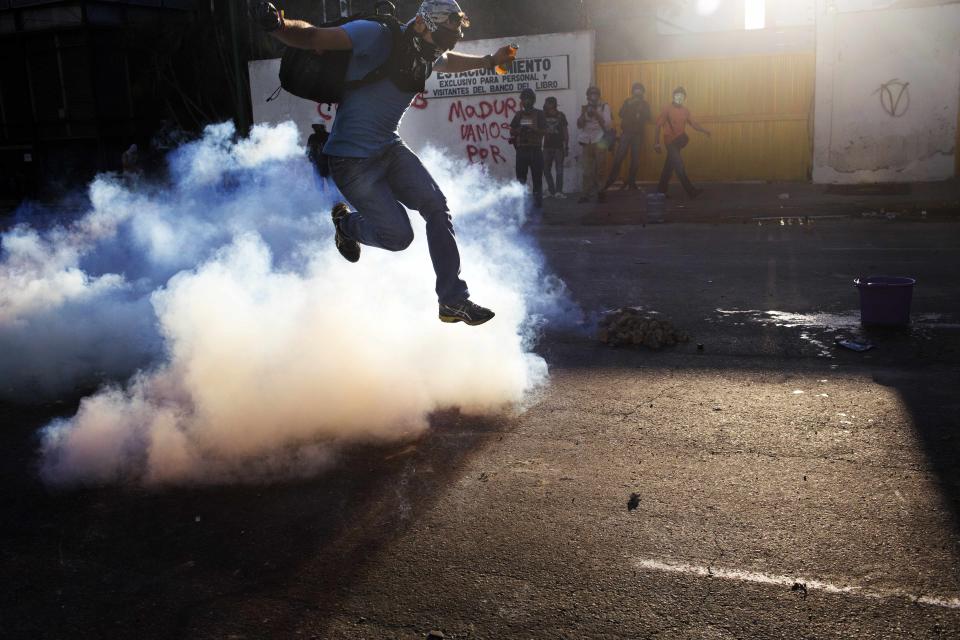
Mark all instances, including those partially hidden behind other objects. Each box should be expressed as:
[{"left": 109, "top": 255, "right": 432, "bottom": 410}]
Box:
[{"left": 745, "top": 0, "right": 766, "bottom": 30}]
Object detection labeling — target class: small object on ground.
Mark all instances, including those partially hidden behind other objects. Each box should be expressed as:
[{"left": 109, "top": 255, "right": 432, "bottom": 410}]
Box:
[
  {"left": 791, "top": 582, "right": 808, "bottom": 599},
  {"left": 627, "top": 493, "right": 641, "bottom": 511},
  {"left": 713, "top": 406, "right": 722, "bottom": 411},
  {"left": 835, "top": 337, "right": 874, "bottom": 352},
  {"left": 778, "top": 192, "right": 790, "bottom": 200},
  {"left": 427, "top": 631, "right": 446, "bottom": 639},
  {"left": 598, "top": 308, "right": 690, "bottom": 349},
  {"left": 697, "top": 343, "right": 704, "bottom": 351},
  {"left": 478, "top": 472, "right": 489, "bottom": 482}
]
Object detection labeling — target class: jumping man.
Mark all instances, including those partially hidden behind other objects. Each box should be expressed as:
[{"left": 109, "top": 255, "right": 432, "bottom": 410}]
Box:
[{"left": 255, "top": 0, "right": 514, "bottom": 325}]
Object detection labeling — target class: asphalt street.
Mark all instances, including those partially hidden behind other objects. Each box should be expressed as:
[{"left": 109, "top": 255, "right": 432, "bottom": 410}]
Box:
[{"left": 3, "top": 218, "right": 960, "bottom": 639}]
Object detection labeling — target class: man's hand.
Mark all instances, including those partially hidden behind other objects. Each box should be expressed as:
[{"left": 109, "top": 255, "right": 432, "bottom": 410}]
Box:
[
  {"left": 492, "top": 45, "right": 515, "bottom": 68},
  {"left": 253, "top": 1, "right": 284, "bottom": 32},
  {"left": 654, "top": 143, "right": 662, "bottom": 154}
]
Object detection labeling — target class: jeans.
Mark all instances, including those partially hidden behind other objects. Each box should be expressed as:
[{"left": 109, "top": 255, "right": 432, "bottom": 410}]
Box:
[
  {"left": 605, "top": 131, "right": 643, "bottom": 189},
  {"left": 328, "top": 142, "right": 469, "bottom": 305},
  {"left": 580, "top": 142, "right": 602, "bottom": 198},
  {"left": 543, "top": 147, "right": 565, "bottom": 194},
  {"left": 657, "top": 135, "right": 697, "bottom": 196},
  {"left": 515, "top": 146, "right": 544, "bottom": 205}
]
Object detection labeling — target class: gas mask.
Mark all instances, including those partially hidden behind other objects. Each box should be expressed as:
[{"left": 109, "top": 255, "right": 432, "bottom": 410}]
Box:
[
  {"left": 673, "top": 93, "right": 685, "bottom": 106},
  {"left": 411, "top": 31, "right": 443, "bottom": 64},
  {"left": 430, "top": 25, "right": 462, "bottom": 52}
]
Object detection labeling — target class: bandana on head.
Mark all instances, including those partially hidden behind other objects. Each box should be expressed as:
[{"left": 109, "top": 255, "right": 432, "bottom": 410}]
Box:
[{"left": 417, "top": 0, "right": 468, "bottom": 32}]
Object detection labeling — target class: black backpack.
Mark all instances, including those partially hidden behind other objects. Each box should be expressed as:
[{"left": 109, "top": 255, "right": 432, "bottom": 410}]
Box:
[{"left": 278, "top": 6, "right": 422, "bottom": 104}]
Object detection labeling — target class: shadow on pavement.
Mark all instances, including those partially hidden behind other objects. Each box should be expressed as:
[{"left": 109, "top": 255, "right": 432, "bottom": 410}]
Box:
[{"left": 0, "top": 403, "right": 507, "bottom": 640}]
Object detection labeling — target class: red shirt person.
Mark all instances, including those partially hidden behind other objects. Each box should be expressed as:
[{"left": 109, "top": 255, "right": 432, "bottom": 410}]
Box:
[{"left": 653, "top": 86, "right": 711, "bottom": 198}]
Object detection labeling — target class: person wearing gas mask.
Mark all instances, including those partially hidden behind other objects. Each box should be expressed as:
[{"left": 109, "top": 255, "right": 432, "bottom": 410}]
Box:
[
  {"left": 255, "top": 0, "right": 513, "bottom": 326},
  {"left": 541, "top": 97, "right": 569, "bottom": 199},
  {"left": 603, "top": 82, "right": 651, "bottom": 192},
  {"left": 654, "top": 86, "right": 710, "bottom": 199},
  {"left": 510, "top": 88, "right": 546, "bottom": 209},
  {"left": 576, "top": 86, "right": 613, "bottom": 204}
]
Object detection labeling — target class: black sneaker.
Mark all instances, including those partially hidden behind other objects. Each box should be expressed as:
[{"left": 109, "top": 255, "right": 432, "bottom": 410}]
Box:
[
  {"left": 331, "top": 202, "right": 360, "bottom": 263},
  {"left": 439, "top": 299, "right": 495, "bottom": 326}
]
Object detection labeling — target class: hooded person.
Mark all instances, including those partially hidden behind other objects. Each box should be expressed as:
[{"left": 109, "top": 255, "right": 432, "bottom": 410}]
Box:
[
  {"left": 603, "top": 81, "right": 651, "bottom": 192},
  {"left": 509, "top": 87, "right": 547, "bottom": 209},
  {"left": 653, "top": 86, "right": 711, "bottom": 199},
  {"left": 254, "top": 0, "right": 516, "bottom": 326}
]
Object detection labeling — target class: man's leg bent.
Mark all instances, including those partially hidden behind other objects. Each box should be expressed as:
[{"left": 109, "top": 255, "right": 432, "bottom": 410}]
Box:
[
  {"left": 329, "top": 155, "right": 414, "bottom": 251},
  {"left": 385, "top": 144, "right": 469, "bottom": 305}
]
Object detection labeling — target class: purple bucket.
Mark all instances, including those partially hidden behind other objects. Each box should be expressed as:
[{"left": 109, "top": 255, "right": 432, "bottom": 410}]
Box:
[{"left": 854, "top": 276, "right": 916, "bottom": 326}]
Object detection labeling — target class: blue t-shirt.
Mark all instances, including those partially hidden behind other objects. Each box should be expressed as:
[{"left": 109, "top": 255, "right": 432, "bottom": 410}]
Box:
[{"left": 323, "top": 20, "right": 419, "bottom": 158}]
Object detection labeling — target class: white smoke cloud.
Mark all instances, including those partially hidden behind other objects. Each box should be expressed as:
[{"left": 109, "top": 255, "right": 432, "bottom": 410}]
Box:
[{"left": 3, "top": 121, "right": 575, "bottom": 486}]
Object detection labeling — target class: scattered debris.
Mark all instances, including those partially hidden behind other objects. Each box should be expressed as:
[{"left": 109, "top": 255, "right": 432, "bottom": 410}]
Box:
[
  {"left": 712, "top": 406, "right": 722, "bottom": 411},
  {"left": 478, "top": 472, "right": 489, "bottom": 483},
  {"left": 778, "top": 192, "right": 790, "bottom": 200},
  {"left": 427, "top": 632, "right": 446, "bottom": 639},
  {"left": 791, "top": 582, "right": 808, "bottom": 599},
  {"left": 627, "top": 493, "right": 641, "bottom": 511},
  {"left": 835, "top": 337, "right": 874, "bottom": 352},
  {"left": 697, "top": 344, "right": 704, "bottom": 352},
  {"left": 598, "top": 308, "right": 690, "bottom": 349}
]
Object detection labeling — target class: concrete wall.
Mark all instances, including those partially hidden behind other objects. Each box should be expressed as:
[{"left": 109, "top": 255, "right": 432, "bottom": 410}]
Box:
[
  {"left": 812, "top": 0, "right": 960, "bottom": 183},
  {"left": 249, "top": 31, "right": 594, "bottom": 185}
]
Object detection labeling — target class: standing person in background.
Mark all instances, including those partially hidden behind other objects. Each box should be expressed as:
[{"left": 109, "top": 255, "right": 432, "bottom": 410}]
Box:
[
  {"left": 510, "top": 88, "right": 546, "bottom": 209},
  {"left": 306, "top": 123, "right": 330, "bottom": 178},
  {"left": 654, "top": 86, "right": 710, "bottom": 199},
  {"left": 603, "top": 82, "right": 650, "bottom": 192},
  {"left": 576, "top": 86, "right": 612, "bottom": 204},
  {"left": 541, "top": 97, "right": 569, "bottom": 199}
]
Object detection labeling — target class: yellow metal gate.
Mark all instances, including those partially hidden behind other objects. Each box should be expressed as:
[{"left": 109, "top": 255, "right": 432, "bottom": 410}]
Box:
[{"left": 596, "top": 52, "right": 815, "bottom": 183}]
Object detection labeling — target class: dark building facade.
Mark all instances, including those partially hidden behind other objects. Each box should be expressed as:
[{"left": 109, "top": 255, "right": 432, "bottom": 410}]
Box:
[{"left": 0, "top": 0, "right": 261, "bottom": 199}]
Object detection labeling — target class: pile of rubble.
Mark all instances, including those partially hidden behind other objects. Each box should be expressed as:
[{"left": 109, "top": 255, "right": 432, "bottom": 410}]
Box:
[{"left": 597, "top": 308, "right": 690, "bottom": 349}]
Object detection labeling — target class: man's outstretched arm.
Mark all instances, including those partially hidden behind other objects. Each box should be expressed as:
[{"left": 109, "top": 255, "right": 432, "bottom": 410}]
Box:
[
  {"left": 254, "top": 1, "right": 352, "bottom": 51},
  {"left": 434, "top": 47, "right": 514, "bottom": 73}
]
